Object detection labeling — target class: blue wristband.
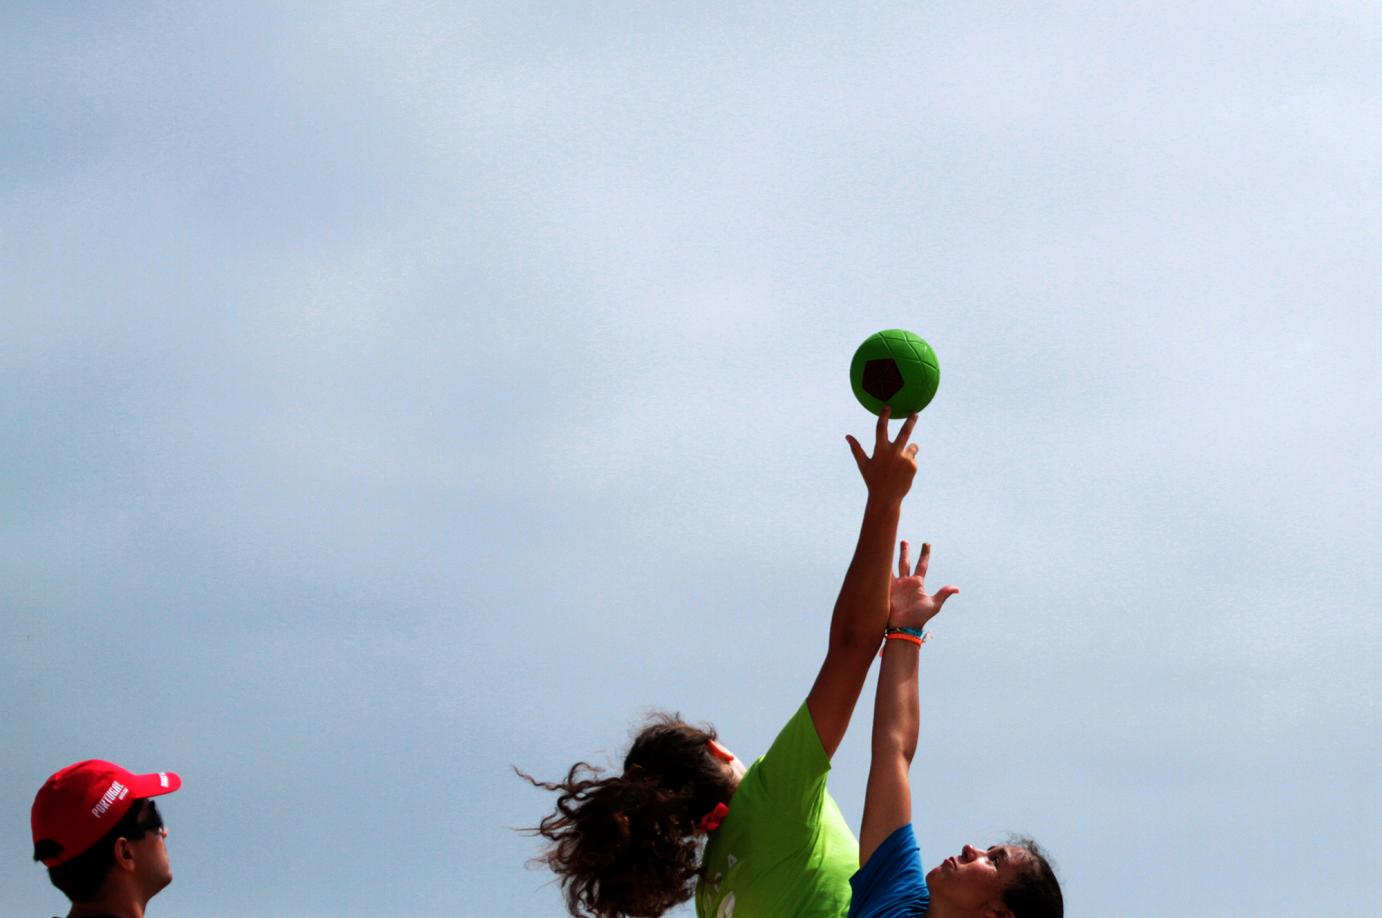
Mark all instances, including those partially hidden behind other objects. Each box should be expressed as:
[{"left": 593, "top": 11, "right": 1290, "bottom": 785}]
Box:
[{"left": 884, "top": 626, "right": 929, "bottom": 641}]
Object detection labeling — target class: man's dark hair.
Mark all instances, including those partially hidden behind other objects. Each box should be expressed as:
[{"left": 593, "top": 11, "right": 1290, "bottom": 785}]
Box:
[
  {"left": 34, "top": 800, "right": 157, "bottom": 903},
  {"left": 1003, "top": 835, "right": 1063, "bottom": 918}
]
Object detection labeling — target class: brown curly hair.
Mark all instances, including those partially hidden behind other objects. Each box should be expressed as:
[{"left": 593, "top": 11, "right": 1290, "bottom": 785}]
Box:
[
  {"left": 518, "top": 713, "right": 739, "bottom": 918},
  {"left": 1003, "top": 835, "right": 1064, "bottom": 918}
]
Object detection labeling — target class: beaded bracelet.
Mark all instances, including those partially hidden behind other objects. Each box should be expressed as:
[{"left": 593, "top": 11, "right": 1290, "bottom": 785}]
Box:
[{"left": 884, "top": 626, "right": 929, "bottom": 642}]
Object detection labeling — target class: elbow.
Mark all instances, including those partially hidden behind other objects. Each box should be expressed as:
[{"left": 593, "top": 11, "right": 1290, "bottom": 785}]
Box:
[
  {"left": 896, "top": 733, "right": 918, "bottom": 768},
  {"left": 872, "top": 728, "right": 918, "bottom": 768}
]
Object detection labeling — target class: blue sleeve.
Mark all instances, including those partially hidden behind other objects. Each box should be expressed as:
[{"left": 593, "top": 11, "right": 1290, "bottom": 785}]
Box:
[{"left": 847, "top": 824, "right": 930, "bottom": 918}]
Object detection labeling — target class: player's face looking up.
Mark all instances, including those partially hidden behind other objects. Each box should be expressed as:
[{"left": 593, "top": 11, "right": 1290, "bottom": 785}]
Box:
[{"left": 925, "top": 843, "right": 1026, "bottom": 915}]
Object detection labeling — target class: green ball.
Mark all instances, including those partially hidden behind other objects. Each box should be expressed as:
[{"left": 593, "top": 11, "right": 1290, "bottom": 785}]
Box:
[{"left": 849, "top": 329, "right": 940, "bottom": 416}]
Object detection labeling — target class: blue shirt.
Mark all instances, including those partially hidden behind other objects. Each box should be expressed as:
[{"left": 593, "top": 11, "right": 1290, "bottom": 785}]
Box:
[{"left": 847, "top": 823, "right": 930, "bottom": 917}]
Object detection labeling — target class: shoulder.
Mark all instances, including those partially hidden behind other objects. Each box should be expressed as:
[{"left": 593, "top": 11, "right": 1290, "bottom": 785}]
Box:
[
  {"left": 848, "top": 825, "right": 929, "bottom": 918},
  {"left": 765, "top": 701, "right": 830, "bottom": 767}
]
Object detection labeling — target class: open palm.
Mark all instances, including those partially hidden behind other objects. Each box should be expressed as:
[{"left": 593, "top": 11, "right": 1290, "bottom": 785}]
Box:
[{"left": 888, "top": 540, "right": 959, "bottom": 630}]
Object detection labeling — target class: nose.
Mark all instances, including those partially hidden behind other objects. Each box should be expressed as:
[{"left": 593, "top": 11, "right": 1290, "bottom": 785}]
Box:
[{"left": 961, "top": 844, "right": 981, "bottom": 861}]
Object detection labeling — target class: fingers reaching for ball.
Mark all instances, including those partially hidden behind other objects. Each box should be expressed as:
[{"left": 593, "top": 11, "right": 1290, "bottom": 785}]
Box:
[
  {"left": 849, "top": 407, "right": 921, "bottom": 502},
  {"left": 894, "top": 412, "right": 918, "bottom": 449},
  {"left": 874, "top": 404, "right": 892, "bottom": 450}
]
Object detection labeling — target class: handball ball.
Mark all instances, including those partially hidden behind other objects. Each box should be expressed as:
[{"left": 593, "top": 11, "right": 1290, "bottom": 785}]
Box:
[{"left": 849, "top": 329, "right": 940, "bottom": 416}]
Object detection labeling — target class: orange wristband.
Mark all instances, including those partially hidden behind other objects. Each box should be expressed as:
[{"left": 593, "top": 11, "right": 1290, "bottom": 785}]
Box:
[{"left": 885, "top": 632, "right": 923, "bottom": 647}]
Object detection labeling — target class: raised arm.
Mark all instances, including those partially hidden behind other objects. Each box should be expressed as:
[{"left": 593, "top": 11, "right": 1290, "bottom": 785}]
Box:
[
  {"left": 805, "top": 407, "right": 920, "bottom": 760},
  {"left": 858, "top": 541, "right": 958, "bottom": 865}
]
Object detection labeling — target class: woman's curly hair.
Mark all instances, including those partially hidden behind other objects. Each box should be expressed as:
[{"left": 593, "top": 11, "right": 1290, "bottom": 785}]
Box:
[
  {"left": 1003, "top": 835, "right": 1063, "bottom": 918},
  {"left": 518, "top": 713, "right": 738, "bottom": 918}
]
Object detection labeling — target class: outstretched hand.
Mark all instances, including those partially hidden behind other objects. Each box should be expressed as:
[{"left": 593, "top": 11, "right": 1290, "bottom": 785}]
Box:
[
  {"left": 888, "top": 540, "right": 959, "bottom": 630},
  {"left": 846, "top": 406, "right": 920, "bottom": 505}
]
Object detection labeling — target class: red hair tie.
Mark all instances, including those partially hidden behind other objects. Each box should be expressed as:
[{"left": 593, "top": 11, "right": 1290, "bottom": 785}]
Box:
[{"left": 696, "top": 802, "right": 729, "bottom": 833}]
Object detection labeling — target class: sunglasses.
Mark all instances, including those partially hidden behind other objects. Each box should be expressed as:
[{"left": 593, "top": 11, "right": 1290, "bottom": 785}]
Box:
[{"left": 128, "top": 800, "right": 165, "bottom": 838}]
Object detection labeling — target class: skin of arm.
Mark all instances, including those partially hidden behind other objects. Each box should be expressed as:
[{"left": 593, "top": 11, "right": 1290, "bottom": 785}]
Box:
[
  {"left": 858, "top": 540, "right": 959, "bottom": 866},
  {"left": 858, "top": 632, "right": 920, "bottom": 866},
  {"left": 806, "top": 406, "right": 920, "bottom": 760}
]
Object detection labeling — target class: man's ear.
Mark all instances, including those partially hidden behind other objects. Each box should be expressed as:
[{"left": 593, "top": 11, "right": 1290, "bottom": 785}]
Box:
[
  {"left": 112, "top": 836, "right": 138, "bottom": 873},
  {"left": 982, "top": 902, "right": 1014, "bottom": 918}
]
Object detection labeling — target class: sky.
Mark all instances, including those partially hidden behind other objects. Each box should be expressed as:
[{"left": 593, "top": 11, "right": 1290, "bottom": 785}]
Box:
[{"left": 1, "top": 3, "right": 1379, "bottom": 916}]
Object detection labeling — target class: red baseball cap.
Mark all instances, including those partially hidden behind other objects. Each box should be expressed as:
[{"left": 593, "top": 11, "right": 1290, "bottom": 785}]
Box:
[{"left": 31, "top": 760, "right": 181, "bottom": 866}]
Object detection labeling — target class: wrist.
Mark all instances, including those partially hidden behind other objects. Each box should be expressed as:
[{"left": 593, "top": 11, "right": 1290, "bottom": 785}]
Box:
[
  {"left": 863, "top": 493, "right": 904, "bottom": 515},
  {"left": 883, "top": 625, "right": 929, "bottom": 647},
  {"left": 881, "top": 634, "right": 923, "bottom": 656}
]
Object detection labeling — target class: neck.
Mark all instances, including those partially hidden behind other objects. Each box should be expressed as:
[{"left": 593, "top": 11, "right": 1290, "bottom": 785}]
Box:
[
  {"left": 68, "top": 891, "right": 147, "bottom": 918},
  {"left": 925, "top": 900, "right": 983, "bottom": 918}
]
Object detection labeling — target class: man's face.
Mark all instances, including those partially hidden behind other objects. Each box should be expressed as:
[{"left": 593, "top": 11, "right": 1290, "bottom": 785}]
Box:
[
  {"left": 127, "top": 800, "right": 173, "bottom": 895},
  {"left": 925, "top": 843, "right": 1026, "bottom": 916}
]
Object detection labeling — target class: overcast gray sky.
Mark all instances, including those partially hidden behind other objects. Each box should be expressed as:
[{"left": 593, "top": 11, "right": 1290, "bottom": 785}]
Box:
[{"left": 2, "top": 3, "right": 1379, "bottom": 916}]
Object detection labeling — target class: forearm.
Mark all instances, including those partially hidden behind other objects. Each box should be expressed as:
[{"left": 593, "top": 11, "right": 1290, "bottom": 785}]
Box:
[
  {"left": 806, "top": 414, "right": 919, "bottom": 760},
  {"left": 872, "top": 639, "right": 920, "bottom": 765},
  {"left": 858, "top": 637, "right": 921, "bottom": 865},
  {"left": 829, "top": 496, "right": 902, "bottom": 650},
  {"left": 805, "top": 496, "right": 903, "bottom": 759}
]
